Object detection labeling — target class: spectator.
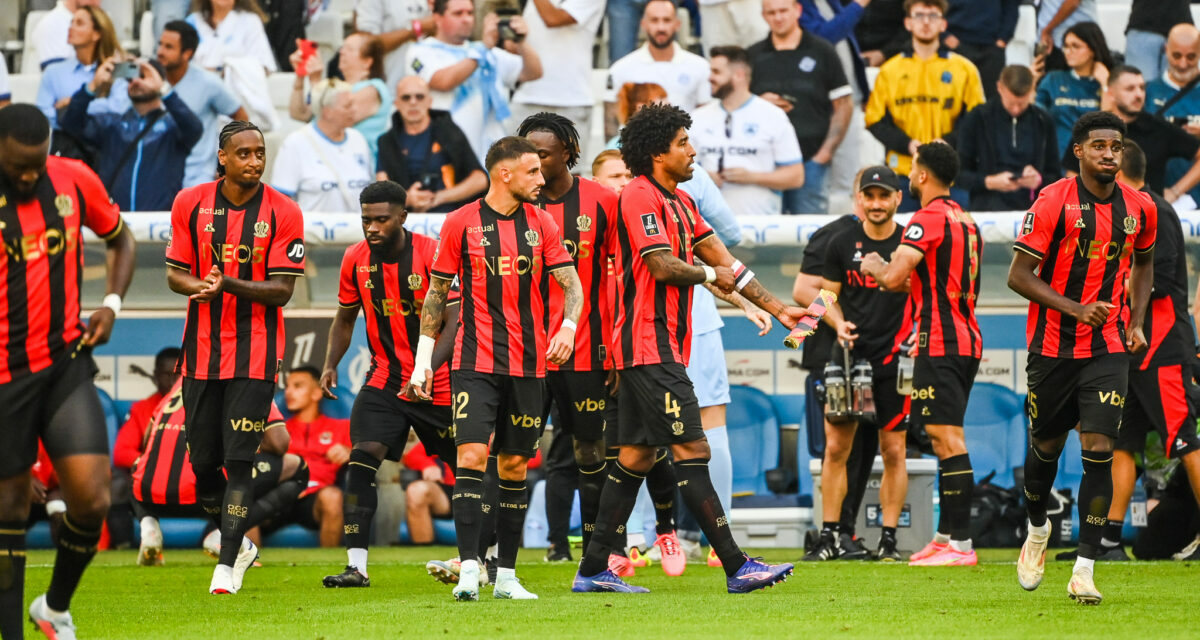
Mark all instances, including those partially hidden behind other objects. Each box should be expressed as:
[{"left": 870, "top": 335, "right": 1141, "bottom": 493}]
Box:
[
  {"left": 375, "top": 76, "right": 487, "bottom": 213},
  {"left": 856, "top": 0, "right": 908, "bottom": 66},
  {"left": 1035, "top": 22, "right": 1113, "bottom": 159},
  {"left": 152, "top": 0, "right": 192, "bottom": 42},
  {"left": 1037, "top": 0, "right": 1096, "bottom": 64},
  {"left": 272, "top": 79, "right": 374, "bottom": 211},
  {"left": 605, "top": 0, "right": 646, "bottom": 63},
  {"left": 1063, "top": 66, "right": 1200, "bottom": 201},
  {"left": 1125, "top": 0, "right": 1193, "bottom": 82},
  {"left": 280, "top": 367, "right": 351, "bottom": 548},
  {"left": 864, "top": 0, "right": 983, "bottom": 211},
  {"left": 405, "top": 0, "right": 543, "bottom": 163},
  {"left": 156, "top": 20, "right": 249, "bottom": 189},
  {"left": 943, "top": 0, "right": 1019, "bottom": 101},
  {"left": 36, "top": 5, "right": 130, "bottom": 129},
  {"left": 604, "top": 0, "right": 711, "bottom": 139},
  {"left": 401, "top": 442, "right": 454, "bottom": 545},
  {"left": 955, "top": 65, "right": 1059, "bottom": 211},
  {"left": 1147, "top": 24, "right": 1200, "bottom": 204},
  {"left": 289, "top": 33, "right": 393, "bottom": 162},
  {"left": 509, "top": 0, "right": 605, "bottom": 146},
  {"left": 187, "top": 0, "right": 277, "bottom": 73},
  {"left": 354, "top": 0, "right": 435, "bottom": 91},
  {"left": 750, "top": 0, "right": 852, "bottom": 214},
  {"left": 698, "top": 0, "right": 768, "bottom": 53},
  {"left": 112, "top": 348, "right": 183, "bottom": 472},
  {"left": 591, "top": 149, "right": 632, "bottom": 193},
  {"left": 61, "top": 58, "right": 204, "bottom": 211},
  {"left": 32, "top": 0, "right": 102, "bottom": 70},
  {"left": 606, "top": 81, "right": 669, "bottom": 147},
  {"left": 690, "top": 46, "right": 804, "bottom": 215}
]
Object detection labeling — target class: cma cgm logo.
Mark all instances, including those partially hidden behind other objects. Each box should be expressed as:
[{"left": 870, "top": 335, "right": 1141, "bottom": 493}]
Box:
[
  {"left": 471, "top": 254, "right": 542, "bottom": 276},
  {"left": 207, "top": 242, "right": 265, "bottom": 264},
  {"left": 3, "top": 226, "right": 79, "bottom": 262}
]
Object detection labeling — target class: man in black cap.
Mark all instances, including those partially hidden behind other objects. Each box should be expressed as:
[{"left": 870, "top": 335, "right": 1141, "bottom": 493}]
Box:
[{"left": 803, "top": 165, "right": 914, "bottom": 562}]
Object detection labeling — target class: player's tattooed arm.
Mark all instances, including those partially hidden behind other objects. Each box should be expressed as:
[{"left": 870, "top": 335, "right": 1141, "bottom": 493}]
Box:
[
  {"left": 643, "top": 249, "right": 734, "bottom": 289},
  {"left": 702, "top": 283, "right": 774, "bottom": 336},
  {"left": 420, "top": 276, "right": 452, "bottom": 338},
  {"left": 1008, "top": 250, "right": 1114, "bottom": 327},
  {"left": 321, "top": 305, "right": 359, "bottom": 399},
  {"left": 431, "top": 301, "right": 460, "bottom": 371},
  {"left": 693, "top": 237, "right": 813, "bottom": 329},
  {"left": 552, "top": 266, "right": 584, "bottom": 324}
]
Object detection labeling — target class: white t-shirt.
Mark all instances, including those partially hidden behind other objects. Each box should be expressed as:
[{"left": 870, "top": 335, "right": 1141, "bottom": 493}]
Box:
[
  {"left": 33, "top": 1, "right": 74, "bottom": 67},
  {"left": 271, "top": 124, "right": 373, "bottom": 212},
  {"left": 187, "top": 10, "right": 278, "bottom": 72},
  {"left": 355, "top": 0, "right": 429, "bottom": 92},
  {"left": 689, "top": 95, "right": 803, "bottom": 216},
  {"left": 512, "top": 0, "right": 604, "bottom": 108},
  {"left": 605, "top": 43, "right": 711, "bottom": 112},
  {"left": 406, "top": 39, "right": 523, "bottom": 163}
]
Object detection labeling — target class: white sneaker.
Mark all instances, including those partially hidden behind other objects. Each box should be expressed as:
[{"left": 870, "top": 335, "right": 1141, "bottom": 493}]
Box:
[
  {"left": 1017, "top": 527, "right": 1049, "bottom": 591},
  {"left": 678, "top": 537, "right": 703, "bottom": 561},
  {"left": 645, "top": 545, "right": 662, "bottom": 562},
  {"left": 137, "top": 517, "right": 164, "bottom": 566},
  {"left": 209, "top": 565, "right": 235, "bottom": 595},
  {"left": 231, "top": 538, "right": 258, "bottom": 592},
  {"left": 452, "top": 560, "right": 480, "bottom": 601},
  {"left": 202, "top": 529, "right": 221, "bottom": 559},
  {"left": 29, "top": 594, "right": 76, "bottom": 640},
  {"left": 1067, "top": 566, "right": 1102, "bottom": 605},
  {"left": 1172, "top": 534, "right": 1200, "bottom": 560},
  {"left": 493, "top": 575, "right": 538, "bottom": 600}
]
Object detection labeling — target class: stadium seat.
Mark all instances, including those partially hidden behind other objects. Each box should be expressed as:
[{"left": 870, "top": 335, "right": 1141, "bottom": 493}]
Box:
[
  {"left": 265, "top": 524, "right": 321, "bottom": 547},
  {"left": 1194, "top": 5, "right": 1200, "bottom": 30},
  {"left": 306, "top": 11, "right": 344, "bottom": 58},
  {"left": 1096, "top": 4, "right": 1128, "bottom": 55},
  {"left": 113, "top": 399, "right": 133, "bottom": 424},
  {"left": 1006, "top": 4, "right": 1037, "bottom": 67},
  {"left": 159, "top": 518, "right": 210, "bottom": 548},
  {"left": 9, "top": 73, "right": 40, "bottom": 104},
  {"left": 727, "top": 385, "right": 781, "bottom": 496},
  {"left": 96, "top": 388, "right": 121, "bottom": 456},
  {"left": 27, "top": 521, "right": 54, "bottom": 549},
  {"left": 962, "top": 383, "right": 1025, "bottom": 487},
  {"left": 268, "top": 73, "right": 295, "bottom": 111},
  {"left": 100, "top": 0, "right": 137, "bottom": 52},
  {"left": 398, "top": 519, "right": 457, "bottom": 546},
  {"left": 0, "top": 4, "right": 19, "bottom": 54},
  {"left": 20, "top": 11, "right": 48, "bottom": 74},
  {"left": 139, "top": 10, "right": 154, "bottom": 56}
]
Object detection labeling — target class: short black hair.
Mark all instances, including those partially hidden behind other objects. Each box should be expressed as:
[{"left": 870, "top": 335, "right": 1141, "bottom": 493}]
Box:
[
  {"left": 288, "top": 366, "right": 321, "bottom": 383},
  {"left": 709, "top": 45, "right": 749, "bottom": 69},
  {"left": 517, "top": 112, "right": 581, "bottom": 169},
  {"left": 1106, "top": 63, "right": 1143, "bottom": 88},
  {"left": 154, "top": 347, "right": 182, "bottom": 369},
  {"left": 0, "top": 104, "right": 51, "bottom": 146},
  {"left": 163, "top": 20, "right": 200, "bottom": 56},
  {"left": 485, "top": 136, "right": 539, "bottom": 172},
  {"left": 359, "top": 180, "right": 409, "bottom": 209},
  {"left": 1071, "top": 110, "right": 1126, "bottom": 145},
  {"left": 217, "top": 120, "right": 263, "bottom": 176},
  {"left": 914, "top": 142, "right": 959, "bottom": 186},
  {"left": 619, "top": 103, "right": 691, "bottom": 178},
  {"left": 1120, "top": 139, "right": 1146, "bottom": 183},
  {"left": 433, "top": 0, "right": 471, "bottom": 14}
]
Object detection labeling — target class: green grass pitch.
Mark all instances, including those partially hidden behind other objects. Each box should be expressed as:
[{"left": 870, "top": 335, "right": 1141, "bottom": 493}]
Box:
[{"left": 21, "top": 547, "right": 1199, "bottom": 638}]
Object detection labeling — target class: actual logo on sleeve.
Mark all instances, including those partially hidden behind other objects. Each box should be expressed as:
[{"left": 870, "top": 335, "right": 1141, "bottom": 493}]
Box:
[
  {"left": 253, "top": 221, "right": 270, "bottom": 238},
  {"left": 1123, "top": 215, "right": 1137, "bottom": 234},
  {"left": 1022, "top": 212, "right": 1035, "bottom": 235},
  {"left": 54, "top": 194, "right": 74, "bottom": 218},
  {"left": 904, "top": 224, "right": 924, "bottom": 241},
  {"left": 408, "top": 273, "right": 423, "bottom": 290},
  {"left": 286, "top": 239, "right": 305, "bottom": 263},
  {"left": 641, "top": 213, "right": 661, "bottom": 236},
  {"left": 525, "top": 229, "right": 541, "bottom": 246}
]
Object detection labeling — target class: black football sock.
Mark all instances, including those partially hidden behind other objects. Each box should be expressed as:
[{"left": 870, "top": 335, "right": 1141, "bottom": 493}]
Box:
[
  {"left": 1077, "top": 450, "right": 1114, "bottom": 561},
  {"left": 881, "top": 526, "right": 897, "bottom": 543},
  {"left": 579, "top": 462, "right": 645, "bottom": 577},
  {"left": 841, "top": 425, "right": 877, "bottom": 533},
  {"left": 246, "top": 460, "right": 308, "bottom": 530},
  {"left": 218, "top": 460, "right": 254, "bottom": 567},
  {"left": 193, "top": 464, "right": 227, "bottom": 528},
  {"left": 46, "top": 514, "right": 101, "bottom": 612},
  {"left": 0, "top": 521, "right": 26, "bottom": 637},
  {"left": 675, "top": 458, "right": 743, "bottom": 576},
  {"left": 577, "top": 459, "right": 606, "bottom": 551},
  {"left": 1101, "top": 520, "right": 1124, "bottom": 549},
  {"left": 452, "top": 467, "right": 486, "bottom": 563},
  {"left": 1023, "top": 442, "right": 1060, "bottom": 527},
  {"left": 821, "top": 521, "right": 840, "bottom": 536},
  {"left": 646, "top": 450, "right": 678, "bottom": 535},
  {"left": 477, "top": 456, "right": 499, "bottom": 561},
  {"left": 341, "top": 451, "right": 378, "bottom": 552},
  {"left": 939, "top": 454, "right": 975, "bottom": 541},
  {"left": 496, "top": 481, "right": 529, "bottom": 570}
]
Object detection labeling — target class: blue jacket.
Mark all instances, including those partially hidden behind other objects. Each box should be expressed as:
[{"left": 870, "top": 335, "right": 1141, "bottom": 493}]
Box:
[
  {"left": 946, "top": 0, "right": 1020, "bottom": 46},
  {"left": 62, "top": 87, "right": 203, "bottom": 211},
  {"left": 800, "top": 0, "right": 870, "bottom": 101}
]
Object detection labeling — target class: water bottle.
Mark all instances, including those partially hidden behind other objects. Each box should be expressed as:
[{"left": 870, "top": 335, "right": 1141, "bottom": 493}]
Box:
[
  {"left": 823, "top": 359, "right": 849, "bottom": 421},
  {"left": 850, "top": 359, "right": 876, "bottom": 422}
]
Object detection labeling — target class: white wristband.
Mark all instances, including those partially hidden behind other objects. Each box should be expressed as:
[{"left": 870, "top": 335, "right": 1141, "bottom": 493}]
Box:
[
  {"left": 702, "top": 266, "right": 716, "bottom": 283},
  {"left": 561, "top": 319, "right": 577, "bottom": 332},
  {"left": 411, "top": 335, "right": 436, "bottom": 385},
  {"left": 46, "top": 499, "right": 67, "bottom": 516},
  {"left": 102, "top": 293, "right": 122, "bottom": 315}
]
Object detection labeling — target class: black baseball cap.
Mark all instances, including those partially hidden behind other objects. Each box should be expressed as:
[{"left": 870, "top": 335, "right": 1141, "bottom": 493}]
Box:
[{"left": 859, "top": 166, "right": 900, "bottom": 192}]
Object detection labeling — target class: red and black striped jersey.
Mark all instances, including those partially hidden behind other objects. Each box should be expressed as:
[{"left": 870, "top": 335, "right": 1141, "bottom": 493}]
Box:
[
  {"left": 0, "top": 157, "right": 124, "bottom": 384},
  {"left": 611, "top": 175, "right": 716, "bottom": 369},
  {"left": 131, "top": 379, "right": 284, "bottom": 505},
  {"left": 431, "top": 198, "right": 574, "bottom": 378},
  {"left": 165, "top": 180, "right": 306, "bottom": 381},
  {"left": 337, "top": 233, "right": 458, "bottom": 405},
  {"left": 1014, "top": 177, "right": 1156, "bottom": 359},
  {"left": 900, "top": 196, "right": 983, "bottom": 358},
  {"left": 1131, "top": 190, "right": 1184, "bottom": 369},
  {"left": 538, "top": 177, "right": 618, "bottom": 372}
]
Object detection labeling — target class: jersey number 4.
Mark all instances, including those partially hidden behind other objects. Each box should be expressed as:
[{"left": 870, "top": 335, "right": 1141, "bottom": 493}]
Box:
[{"left": 664, "top": 392, "right": 681, "bottom": 418}]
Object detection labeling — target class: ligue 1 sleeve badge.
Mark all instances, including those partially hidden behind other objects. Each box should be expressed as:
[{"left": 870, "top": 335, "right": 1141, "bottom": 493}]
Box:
[{"left": 1123, "top": 215, "right": 1137, "bottom": 235}]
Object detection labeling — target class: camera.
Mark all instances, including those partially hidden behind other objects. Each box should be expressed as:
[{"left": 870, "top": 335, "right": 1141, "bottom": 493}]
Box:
[
  {"left": 496, "top": 8, "right": 523, "bottom": 47},
  {"left": 419, "top": 173, "right": 439, "bottom": 190},
  {"left": 113, "top": 60, "right": 140, "bottom": 80}
]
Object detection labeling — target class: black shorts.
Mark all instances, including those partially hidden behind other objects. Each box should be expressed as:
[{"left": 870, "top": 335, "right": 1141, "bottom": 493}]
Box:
[
  {"left": 181, "top": 377, "right": 276, "bottom": 467},
  {"left": 1117, "top": 363, "right": 1200, "bottom": 458},
  {"left": 1026, "top": 353, "right": 1128, "bottom": 441},
  {"left": 450, "top": 370, "right": 546, "bottom": 458},
  {"left": 545, "top": 371, "right": 609, "bottom": 443},
  {"left": 910, "top": 355, "right": 979, "bottom": 427},
  {"left": 350, "top": 387, "right": 456, "bottom": 464},
  {"left": 873, "top": 375, "right": 911, "bottom": 432},
  {"left": 0, "top": 345, "right": 108, "bottom": 477},
  {"left": 617, "top": 363, "right": 704, "bottom": 447}
]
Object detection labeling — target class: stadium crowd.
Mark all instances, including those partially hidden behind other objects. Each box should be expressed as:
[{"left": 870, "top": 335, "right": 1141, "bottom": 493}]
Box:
[{"left": 5, "top": 0, "right": 1200, "bottom": 636}]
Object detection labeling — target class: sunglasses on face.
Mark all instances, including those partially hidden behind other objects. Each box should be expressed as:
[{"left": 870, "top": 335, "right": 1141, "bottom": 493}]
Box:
[{"left": 400, "top": 93, "right": 427, "bottom": 102}]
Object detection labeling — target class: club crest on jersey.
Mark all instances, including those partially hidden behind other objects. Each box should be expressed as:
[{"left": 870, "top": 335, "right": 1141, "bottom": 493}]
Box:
[
  {"left": 525, "top": 229, "right": 541, "bottom": 246},
  {"left": 253, "top": 221, "right": 270, "bottom": 238},
  {"left": 1124, "top": 215, "right": 1137, "bottom": 234},
  {"left": 54, "top": 194, "right": 73, "bottom": 218},
  {"left": 671, "top": 421, "right": 685, "bottom": 436},
  {"left": 204, "top": 222, "right": 216, "bottom": 233},
  {"left": 408, "top": 273, "right": 423, "bottom": 290},
  {"left": 0, "top": 195, "right": 7, "bottom": 209},
  {"left": 576, "top": 214, "right": 592, "bottom": 232}
]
